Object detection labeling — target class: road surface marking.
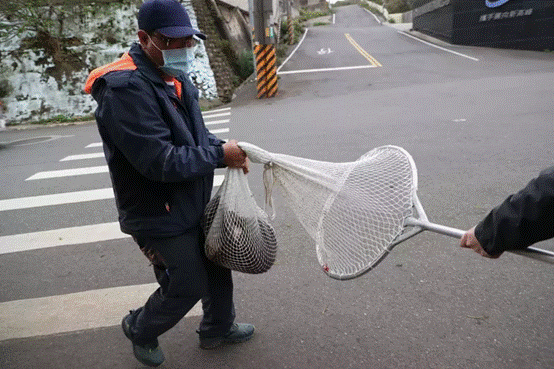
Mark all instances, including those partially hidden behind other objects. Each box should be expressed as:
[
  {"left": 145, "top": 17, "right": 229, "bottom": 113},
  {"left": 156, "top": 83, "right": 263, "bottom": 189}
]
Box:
[
  {"left": 0, "top": 188, "right": 114, "bottom": 212},
  {"left": 205, "top": 119, "right": 230, "bottom": 126},
  {"left": 345, "top": 33, "right": 382, "bottom": 67},
  {"left": 60, "top": 152, "right": 105, "bottom": 161},
  {"left": 86, "top": 142, "right": 103, "bottom": 148},
  {"left": 203, "top": 112, "right": 231, "bottom": 119},
  {"left": 397, "top": 31, "right": 479, "bottom": 61},
  {"left": 362, "top": 7, "right": 382, "bottom": 24},
  {"left": 0, "top": 222, "right": 129, "bottom": 255},
  {"left": 279, "top": 65, "right": 375, "bottom": 75},
  {"left": 277, "top": 28, "right": 309, "bottom": 74},
  {"left": 26, "top": 166, "right": 109, "bottom": 180},
  {"left": 4, "top": 175, "right": 223, "bottom": 212},
  {"left": 210, "top": 128, "right": 230, "bottom": 135},
  {"left": 25, "top": 166, "right": 109, "bottom": 180},
  {"left": 0, "top": 284, "right": 202, "bottom": 341},
  {"left": 26, "top": 166, "right": 224, "bottom": 183},
  {"left": 317, "top": 48, "right": 333, "bottom": 55},
  {"left": 204, "top": 107, "right": 231, "bottom": 114}
]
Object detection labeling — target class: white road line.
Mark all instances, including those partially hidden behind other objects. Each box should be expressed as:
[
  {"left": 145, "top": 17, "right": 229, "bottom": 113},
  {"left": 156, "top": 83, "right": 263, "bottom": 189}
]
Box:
[
  {"left": 0, "top": 188, "right": 114, "bottom": 212},
  {"left": 210, "top": 128, "right": 230, "bottom": 135},
  {"left": 277, "top": 28, "right": 309, "bottom": 74},
  {"left": 203, "top": 112, "right": 231, "bottom": 119},
  {"left": 4, "top": 174, "right": 224, "bottom": 212},
  {"left": 60, "top": 153, "right": 105, "bottom": 161},
  {"left": 0, "top": 222, "right": 130, "bottom": 255},
  {"left": 0, "top": 284, "right": 202, "bottom": 341},
  {"left": 25, "top": 166, "right": 109, "bottom": 180},
  {"left": 204, "top": 107, "right": 231, "bottom": 114},
  {"left": 363, "top": 7, "right": 382, "bottom": 24},
  {"left": 205, "top": 119, "right": 230, "bottom": 126},
  {"left": 397, "top": 30, "right": 479, "bottom": 61},
  {"left": 279, "top": 65, "right": 375, "bottom": 75},
  {"left": 86, "top": 142, "right": 103, "bottom": 148}
]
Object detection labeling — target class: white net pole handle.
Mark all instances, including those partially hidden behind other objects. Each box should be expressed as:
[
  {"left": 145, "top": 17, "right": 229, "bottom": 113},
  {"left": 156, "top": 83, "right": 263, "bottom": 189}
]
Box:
[
  {"left": 406, "top": 217, "right": 554, "bottom": 264},
  {"left": 406, "top": 217, "right": 465, "bottom": 238}
]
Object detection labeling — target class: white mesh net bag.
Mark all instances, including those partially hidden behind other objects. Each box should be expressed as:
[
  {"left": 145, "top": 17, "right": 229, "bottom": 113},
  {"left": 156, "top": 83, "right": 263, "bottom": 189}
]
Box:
[
  {"left": 202, "top": 167, "right": 277, "bottom": 274},
  {"left": 238, "top": 142, "right": 418, "bottom": 280},
  {"left": 236, "top": 143, "right": 554, "bottom": 277}
]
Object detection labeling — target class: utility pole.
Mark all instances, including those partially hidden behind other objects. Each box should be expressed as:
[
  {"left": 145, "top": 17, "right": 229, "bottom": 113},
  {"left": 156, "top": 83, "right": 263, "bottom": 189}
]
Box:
[
  {"left": 252, "top": 0, "right": 278, "bottom": 98},
  {"left": 287, "top": 0, "right": 293, "bottom": 45}
]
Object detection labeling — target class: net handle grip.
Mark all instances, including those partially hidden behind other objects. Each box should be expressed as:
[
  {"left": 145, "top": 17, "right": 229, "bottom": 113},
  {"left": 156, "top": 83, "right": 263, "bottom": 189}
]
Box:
[{"left": 405, "top": 217, "right": 554, "bottom": 265}]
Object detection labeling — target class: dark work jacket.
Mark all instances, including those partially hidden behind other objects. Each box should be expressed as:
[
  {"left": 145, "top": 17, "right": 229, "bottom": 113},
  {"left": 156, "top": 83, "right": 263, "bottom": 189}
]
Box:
[
  {"left": 475, "top": 166, "right": 554, "bottom": 256},
  {"left": 86, "top": 43, "right": 225, "bottom": 237}
]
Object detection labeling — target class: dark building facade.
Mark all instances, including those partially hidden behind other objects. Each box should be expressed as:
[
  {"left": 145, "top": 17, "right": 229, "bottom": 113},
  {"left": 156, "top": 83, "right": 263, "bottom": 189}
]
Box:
[{"left": 412, "top": 0, "right": 554, "bottom": 51}]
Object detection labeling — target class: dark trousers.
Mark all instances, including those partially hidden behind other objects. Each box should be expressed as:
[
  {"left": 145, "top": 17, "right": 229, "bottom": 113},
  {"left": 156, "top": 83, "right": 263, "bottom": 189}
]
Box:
[{"left": 130, "top": 226, "right": 235, "bottom": 345}]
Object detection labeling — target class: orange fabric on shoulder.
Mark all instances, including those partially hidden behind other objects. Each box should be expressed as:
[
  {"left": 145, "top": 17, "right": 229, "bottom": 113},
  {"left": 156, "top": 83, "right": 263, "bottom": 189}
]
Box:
[
  {"left": 84, "top": 52, "right": 182, "bottom": 100},
  {"left": 84, "top": 52, "right": 137, "bottom": 94}
]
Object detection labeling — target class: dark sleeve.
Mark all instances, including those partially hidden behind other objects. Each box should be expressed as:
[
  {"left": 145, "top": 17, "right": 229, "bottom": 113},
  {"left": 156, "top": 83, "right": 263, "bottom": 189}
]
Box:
[
  {"left": 180, "top": 75, "right": 226, "bottom": 167},
  {"left": 94, "top": 75, "right": 224, "bottom": 182},
  {"left": 475, "top": 166, "right": 554, "bottom": 256}
]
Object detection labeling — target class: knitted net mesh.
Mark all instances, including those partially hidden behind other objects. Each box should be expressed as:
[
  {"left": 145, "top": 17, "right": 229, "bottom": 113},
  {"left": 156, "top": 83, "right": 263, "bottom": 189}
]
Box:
[
  {"left": 202, "top": 168, "right": 277, "bottom": 274},
  {"left": 238, "top": 143, "right": 418, "bottom": 280}
]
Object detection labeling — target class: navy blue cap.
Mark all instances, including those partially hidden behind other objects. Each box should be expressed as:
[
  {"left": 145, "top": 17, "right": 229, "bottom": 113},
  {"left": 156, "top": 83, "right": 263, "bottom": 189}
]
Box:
[{"left": 138, "top": 0, "right": 206, "bottom": 40}]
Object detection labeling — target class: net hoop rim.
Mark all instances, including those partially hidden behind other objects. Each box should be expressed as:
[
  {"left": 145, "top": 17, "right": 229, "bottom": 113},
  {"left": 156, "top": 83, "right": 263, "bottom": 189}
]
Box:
[{"left": 317, "top": 145, "right": 420, "bottom": 280}]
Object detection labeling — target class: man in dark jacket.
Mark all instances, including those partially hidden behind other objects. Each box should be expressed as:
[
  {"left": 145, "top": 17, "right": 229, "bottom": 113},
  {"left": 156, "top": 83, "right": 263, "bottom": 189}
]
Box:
[
  {"left": 460, "top": 166, "right": 554, "bottom": 258},
  {"left": 84, "top": 0, "right": 253, "bottom": 366}
]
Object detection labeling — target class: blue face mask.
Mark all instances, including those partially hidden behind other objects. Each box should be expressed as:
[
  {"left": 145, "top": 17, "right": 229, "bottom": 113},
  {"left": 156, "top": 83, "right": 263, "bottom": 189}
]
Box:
[
  {"left": 159, "top": 47, "right": 195, "bottom": 77},
  {"left": 150, "top": 36, "right": 195, "bottom": 77}
]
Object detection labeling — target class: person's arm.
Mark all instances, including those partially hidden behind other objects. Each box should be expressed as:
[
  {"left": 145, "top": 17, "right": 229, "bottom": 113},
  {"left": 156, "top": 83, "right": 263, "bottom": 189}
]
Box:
[
  {"left": 96, "top": 78, "right": 225, "bottom": 182},
  {"left": 461, "top": 166, "right": 554, "bottom": 257}
]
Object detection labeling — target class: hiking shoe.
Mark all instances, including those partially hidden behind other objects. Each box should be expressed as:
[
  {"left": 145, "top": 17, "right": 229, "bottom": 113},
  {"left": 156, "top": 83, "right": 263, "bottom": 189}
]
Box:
[
  {"left": 199, "top": 323, "right": 255, "bottom": 350},
  {"left": 122, "top": 311, "right": 165, "bottom": 367}
]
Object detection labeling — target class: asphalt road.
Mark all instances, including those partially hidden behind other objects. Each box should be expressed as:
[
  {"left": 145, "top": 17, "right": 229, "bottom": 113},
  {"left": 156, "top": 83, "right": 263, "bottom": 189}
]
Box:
[{"left": 1, "top": 4, "right": 554, "bottom": 369}]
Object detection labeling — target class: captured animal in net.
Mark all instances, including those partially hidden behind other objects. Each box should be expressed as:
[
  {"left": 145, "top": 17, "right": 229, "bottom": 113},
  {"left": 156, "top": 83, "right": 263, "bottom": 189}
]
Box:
[{"left": 202, "top": 169, "right": 277, "bottom": 274}]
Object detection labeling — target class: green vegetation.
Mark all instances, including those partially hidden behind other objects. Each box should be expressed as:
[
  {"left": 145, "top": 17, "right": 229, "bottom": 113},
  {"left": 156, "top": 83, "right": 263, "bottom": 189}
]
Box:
[
  {"left": 280, "top": 18, "right": 305, "bottom": 45},
  {"left": 0, "top": 66, "right": 13, "bottom": 99},
  {"left": 332, "top": 0, "right": 359, "bottom": 7},
  {"left": 362, "top": 0, "right": 412, "bottom": 13},
  {"left": 297, "top": 8, "right": 333, "bottom": 23},
  {"left": 384, "top": 0, "right": 411, "bottom": 13},
  {"left": 28, "top": 114, "right": 94, "bottom": 126},
  {"left": 234, "top": 49, "right": 254, "bottom": 80},
  {"left": 360, "top": 3, "right": 380, "bottom": 15}
]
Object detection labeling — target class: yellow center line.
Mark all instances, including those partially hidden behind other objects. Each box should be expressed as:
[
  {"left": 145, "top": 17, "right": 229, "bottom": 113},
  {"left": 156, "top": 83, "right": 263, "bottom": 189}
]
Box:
[{"left": 345, "top": 33, "right": 382, "bottom": 67}]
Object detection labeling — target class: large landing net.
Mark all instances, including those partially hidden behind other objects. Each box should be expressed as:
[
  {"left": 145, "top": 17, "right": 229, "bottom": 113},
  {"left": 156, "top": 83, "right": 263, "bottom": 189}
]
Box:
[{"left": 238, "top": 143, "right": 418, "bottom": 280}]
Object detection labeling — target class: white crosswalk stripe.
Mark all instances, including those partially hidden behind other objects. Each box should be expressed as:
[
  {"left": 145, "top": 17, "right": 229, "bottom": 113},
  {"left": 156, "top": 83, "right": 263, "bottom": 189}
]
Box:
[
  {"left": 0, "top": 107, "right": 232, "bottom": 342},
  {"left": 25, "top": 165, "right": 109, "bottom": 180},
  {"left": 0, "top": 222, "right": 129, "bottom": 255},
  {"left": 0, "top": 188, "right": 114, "bottom": 211},
  {"left": 0, "top": 285, "right": 202, "bottom": 340},
  {"left": 210, "top": 128, "right": 230, "bottom": 135},
  {"left": 60, "top": 152, "right": 105, "bottom": 161},
  {"left": 205, "top": 119, "right": 230, "bottom": 126}
]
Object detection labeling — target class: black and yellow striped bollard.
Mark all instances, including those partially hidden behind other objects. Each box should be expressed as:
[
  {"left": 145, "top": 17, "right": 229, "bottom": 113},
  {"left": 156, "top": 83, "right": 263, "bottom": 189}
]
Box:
[{"left": 254, "top": 44, "right": 278, "bottom": 99}]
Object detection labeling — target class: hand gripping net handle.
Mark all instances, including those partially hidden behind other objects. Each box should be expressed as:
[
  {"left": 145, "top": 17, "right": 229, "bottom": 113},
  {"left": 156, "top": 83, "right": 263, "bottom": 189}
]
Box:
[{"left": 405, "top": 217, "right": 554, "bottom": 264}]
